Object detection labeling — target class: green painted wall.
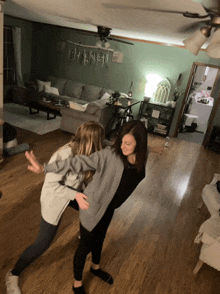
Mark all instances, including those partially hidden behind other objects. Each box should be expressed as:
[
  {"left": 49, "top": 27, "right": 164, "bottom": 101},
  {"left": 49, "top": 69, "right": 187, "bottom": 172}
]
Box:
[{"left": 31, "top": 23, "right": 220, "bottom": 136}]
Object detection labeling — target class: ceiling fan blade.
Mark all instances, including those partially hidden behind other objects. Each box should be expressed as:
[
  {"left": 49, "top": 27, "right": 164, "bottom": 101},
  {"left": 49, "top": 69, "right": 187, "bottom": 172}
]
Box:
[
  {"left": 102, "top": 3, "right": 197, "bottom": 15},
  {"left": 107, "top": 36, "right": 134, "bottom": 45},
  {"left": 178, "top": 20, "right": 210, "bottom": 33},
  {"left": 64, "top": 17, "right": 89, "bottom": 24}
]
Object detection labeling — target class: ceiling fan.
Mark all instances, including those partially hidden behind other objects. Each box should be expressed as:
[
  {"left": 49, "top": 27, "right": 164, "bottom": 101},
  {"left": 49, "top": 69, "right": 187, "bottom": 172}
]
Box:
[
  {"left": 102, "top": 1, "right": 220, "bottom": 57},
  {"left": 102, "top": 1, "right": 220, "bottom": 33},
  {"left": 78, "top": 25, "right": 134, "bottom": 46}
]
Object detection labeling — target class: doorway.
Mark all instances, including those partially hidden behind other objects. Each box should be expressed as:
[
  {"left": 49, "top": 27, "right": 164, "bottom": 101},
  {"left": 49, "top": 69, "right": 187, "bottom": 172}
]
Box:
[{"left": 174, "top": 62, "right": 220, "bottom": 146}]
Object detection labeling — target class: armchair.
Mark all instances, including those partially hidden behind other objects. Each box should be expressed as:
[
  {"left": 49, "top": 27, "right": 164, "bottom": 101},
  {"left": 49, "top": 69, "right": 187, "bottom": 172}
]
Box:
[{"left": 193, "top": 174, "right": 220, "bottom": 274}]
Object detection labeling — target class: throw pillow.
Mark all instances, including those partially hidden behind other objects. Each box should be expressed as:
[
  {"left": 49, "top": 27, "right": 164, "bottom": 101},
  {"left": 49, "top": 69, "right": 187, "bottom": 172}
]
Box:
[
  {"left": 101, "top": 92, "right": 111, "bottom": 100},
  {"left": 37, "top": 80, "right": 51, "bottom": 92},
  {"left": 44, "top": 85, "right": 59, "bottom": 95},
  {"left": 69, "top": 101, "right": 88, "bottom": 112}
]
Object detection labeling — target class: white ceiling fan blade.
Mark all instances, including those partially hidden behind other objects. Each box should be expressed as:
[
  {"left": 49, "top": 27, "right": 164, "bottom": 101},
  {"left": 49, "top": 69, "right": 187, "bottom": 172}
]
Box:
[
  {"left": 102, "top": 3, "right": 194, "bottom": 14},
  {"left": 55, "top": 15, "right": 93, "bottom": 24}
]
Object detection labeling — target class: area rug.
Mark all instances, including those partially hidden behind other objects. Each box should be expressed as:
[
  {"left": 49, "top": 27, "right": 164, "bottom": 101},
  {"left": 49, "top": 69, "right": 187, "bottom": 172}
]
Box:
[{"left": 3, "top": 103, "right": 62, "bottom": 135}]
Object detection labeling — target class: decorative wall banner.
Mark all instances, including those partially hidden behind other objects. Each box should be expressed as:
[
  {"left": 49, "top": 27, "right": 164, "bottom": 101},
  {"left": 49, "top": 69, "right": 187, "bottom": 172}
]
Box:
[{"left": 67, "top": 43, "right": 114, "bottom": 66}]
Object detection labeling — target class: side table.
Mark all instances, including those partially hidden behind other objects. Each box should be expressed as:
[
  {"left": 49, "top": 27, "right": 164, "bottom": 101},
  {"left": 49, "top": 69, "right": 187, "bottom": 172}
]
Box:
[{"left": 106, "top": 98, "right": 140, "bottom": 138}]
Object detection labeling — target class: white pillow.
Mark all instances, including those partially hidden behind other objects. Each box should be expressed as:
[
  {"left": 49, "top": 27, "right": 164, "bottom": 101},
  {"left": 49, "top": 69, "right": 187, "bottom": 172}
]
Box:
[
  {"left": 44, "top": 85, "right": 59, "bottom": 95},
  {"left": 101, "top": 92, "right": 111, "bottom": 100},
  {"left": 69, "top": 101, "right": 88, "bottom": 112},
  {"left": 37, "top": 80, "right": 51, "bottom": 92}
]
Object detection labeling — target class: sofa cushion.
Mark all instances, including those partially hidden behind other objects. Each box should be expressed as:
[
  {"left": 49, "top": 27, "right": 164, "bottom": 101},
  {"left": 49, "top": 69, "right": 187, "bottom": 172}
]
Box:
[
  {"left": 61, "top": 96, "right": 88, "bottom": 105},
  {"left": 63, "top": 80, "right": 85, "bottom": 99},
  {"left": 101, "top": 92, "right": 111, "bottom": 100},
  {"left": 86, "top": 99, "right": 109, "bottom": 115},
  {"left": 80, "top": 84, "right": 103, "bottom": 102},
  {"left": 69, "top": 101, "right": 88, "bottom": 111},
  {"left": 100, "top": 88, "right": 114, "bottom": 97},
  {"left": 44, "top": 85, "right": 59, "bottom": 95},
  {"left": 47, "top": 76, "right": 67, "bottom": 95}
]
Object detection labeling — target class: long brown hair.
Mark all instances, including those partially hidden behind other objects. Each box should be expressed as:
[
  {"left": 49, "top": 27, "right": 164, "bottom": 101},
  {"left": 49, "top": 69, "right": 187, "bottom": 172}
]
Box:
[
  {"left": 69, "top": 121, "right": 105, "bottom": 185},
  {"left": 112, "top": 120, "right": 148, "bottom": 172}
]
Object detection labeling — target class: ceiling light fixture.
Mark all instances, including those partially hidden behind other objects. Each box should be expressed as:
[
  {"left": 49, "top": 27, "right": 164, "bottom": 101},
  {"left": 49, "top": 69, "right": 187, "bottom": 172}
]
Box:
[
  {"left": 183, "top": 25, "right": 212, "bottom": 56},
  {"left": 96, "top": 40, "right": 102, "bottom": 48},
  {"left": 104, "top": 41, "right": 110, "bottom": 49},
  {"left": 205, "top": 28, "right": 220, "bottom": 58}
]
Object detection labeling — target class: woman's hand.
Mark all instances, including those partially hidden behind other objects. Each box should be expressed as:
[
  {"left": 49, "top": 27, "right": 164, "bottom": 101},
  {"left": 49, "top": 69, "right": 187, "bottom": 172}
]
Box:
[
  {"left": 25, "top": 151, "right": 44, "bottom": 174},
  {"left": 75, "top": 193, "right": 89, "bottom": 210}
]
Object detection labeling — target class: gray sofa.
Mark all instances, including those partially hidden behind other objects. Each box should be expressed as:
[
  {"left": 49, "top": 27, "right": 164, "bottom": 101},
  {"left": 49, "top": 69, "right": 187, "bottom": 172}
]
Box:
[{"left": 39, "top": 76, "right": 115, "bottom": 134}]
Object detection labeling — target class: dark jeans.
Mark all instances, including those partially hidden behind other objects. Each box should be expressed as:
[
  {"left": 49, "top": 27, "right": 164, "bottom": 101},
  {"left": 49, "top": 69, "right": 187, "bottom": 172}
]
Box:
[
  {"left": 74, "top": 206, "right": 115, "bottom": 281},
  {"left": 12, "top": 200, "right": 79, "bottom": 276}
]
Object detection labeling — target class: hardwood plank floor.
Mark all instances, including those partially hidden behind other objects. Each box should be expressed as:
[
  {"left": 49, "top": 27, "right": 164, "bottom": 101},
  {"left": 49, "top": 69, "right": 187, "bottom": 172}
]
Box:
[{"left": 1, "top": 127, "right": 220, "bottom": 294}]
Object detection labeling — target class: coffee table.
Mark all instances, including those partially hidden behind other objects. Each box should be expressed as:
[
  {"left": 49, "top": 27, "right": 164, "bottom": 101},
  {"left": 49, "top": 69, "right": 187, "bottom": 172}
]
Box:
[{"left": 29, "top": 99, "right": 65, "bottom": 120}]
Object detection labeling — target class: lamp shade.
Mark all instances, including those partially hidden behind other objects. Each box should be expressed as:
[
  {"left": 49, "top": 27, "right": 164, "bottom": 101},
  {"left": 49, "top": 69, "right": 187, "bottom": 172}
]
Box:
[
  {"left": 183, "top": 30, "right": 208, "bottom": 55},
  {"left": 105, "top": 41, "right": 111, "bottom": 49},
  {"left": 96, "top": 40, "right": 102, "bottom": 48},
  {"left": 205, "top": 29, "right": 220, "bottom": 58}
]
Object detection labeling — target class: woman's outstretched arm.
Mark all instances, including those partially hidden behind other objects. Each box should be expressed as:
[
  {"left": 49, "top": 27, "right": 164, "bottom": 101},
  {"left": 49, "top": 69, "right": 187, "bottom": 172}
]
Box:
[
  {"left": 26, "top": 148, "right": 108, "bottom": 176},
  {"left": 25, "top": 151, "right": 44, "bottom": 173}
]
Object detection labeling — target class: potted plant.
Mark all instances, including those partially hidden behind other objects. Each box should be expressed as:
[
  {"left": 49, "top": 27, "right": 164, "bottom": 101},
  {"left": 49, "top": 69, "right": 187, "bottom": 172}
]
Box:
[{"left": 110, "top": 91, "right": 121, "bottom": 104}]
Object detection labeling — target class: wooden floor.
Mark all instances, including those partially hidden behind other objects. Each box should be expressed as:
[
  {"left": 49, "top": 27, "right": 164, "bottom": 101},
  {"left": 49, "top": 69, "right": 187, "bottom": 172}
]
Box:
[{"left": 1, "top": 127, "right": 220, "bottom": 294}]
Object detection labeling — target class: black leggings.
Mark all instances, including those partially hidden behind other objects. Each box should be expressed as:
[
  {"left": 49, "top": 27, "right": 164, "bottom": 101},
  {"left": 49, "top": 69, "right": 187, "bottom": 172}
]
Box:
[
  {"left": 12, "top": 200, "right": 79, "bottom": 276},
  {"left": 74, "top": 207, "right": 115, "bottom": 281}
]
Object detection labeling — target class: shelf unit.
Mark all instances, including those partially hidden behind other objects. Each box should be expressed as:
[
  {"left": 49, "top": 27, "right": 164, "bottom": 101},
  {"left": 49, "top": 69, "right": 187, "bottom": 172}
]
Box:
[{"left": 138, "top": 101, "right": 175, "bottom": 137}]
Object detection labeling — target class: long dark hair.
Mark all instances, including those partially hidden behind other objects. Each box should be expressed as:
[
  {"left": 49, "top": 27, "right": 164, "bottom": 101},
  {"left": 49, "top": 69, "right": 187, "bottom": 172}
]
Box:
[{"left": 113, "top": 120, "right": 148, "bottom": 172}]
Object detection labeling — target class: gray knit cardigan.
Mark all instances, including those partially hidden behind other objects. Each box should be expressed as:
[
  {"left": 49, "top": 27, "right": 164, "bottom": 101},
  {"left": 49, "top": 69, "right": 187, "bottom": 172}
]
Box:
[{"left": 45, "top": 147, "right": 146, "bottom": 231}]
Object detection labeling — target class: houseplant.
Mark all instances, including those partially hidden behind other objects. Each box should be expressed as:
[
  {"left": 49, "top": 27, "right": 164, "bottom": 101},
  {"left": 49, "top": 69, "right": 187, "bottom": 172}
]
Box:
[{"left": 110, "top": 91, "right": 121, "bottom": 104}]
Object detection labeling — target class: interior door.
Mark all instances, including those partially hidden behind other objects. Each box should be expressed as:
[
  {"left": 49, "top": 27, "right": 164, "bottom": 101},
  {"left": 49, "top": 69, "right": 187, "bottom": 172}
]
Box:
[{"left": 173, "top": 62, "right": 220, "bottom": 146}]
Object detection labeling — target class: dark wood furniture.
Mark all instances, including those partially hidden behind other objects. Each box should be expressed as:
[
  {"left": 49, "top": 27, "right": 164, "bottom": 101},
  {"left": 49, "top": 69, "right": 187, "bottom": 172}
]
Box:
[
  {"left": 11, "top": 87, "right": 32, "bottom": 105},
  {"left": 138, "top": 101, "right": 175, "bottom": 137},
  {"left": 29, "top": 99, "right": 65, "bottom": 120}
]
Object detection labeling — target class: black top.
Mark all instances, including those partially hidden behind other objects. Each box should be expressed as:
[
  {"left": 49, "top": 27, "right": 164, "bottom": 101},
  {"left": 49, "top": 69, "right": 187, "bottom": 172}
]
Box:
[{"left": 109, "top": 162, "right": 145, "bottom": 209}]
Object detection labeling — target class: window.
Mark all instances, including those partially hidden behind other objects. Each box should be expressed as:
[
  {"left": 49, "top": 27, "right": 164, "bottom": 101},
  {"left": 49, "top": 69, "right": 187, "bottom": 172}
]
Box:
[{"left": 4, "top": 26, "right": 16, "bottom": 83}]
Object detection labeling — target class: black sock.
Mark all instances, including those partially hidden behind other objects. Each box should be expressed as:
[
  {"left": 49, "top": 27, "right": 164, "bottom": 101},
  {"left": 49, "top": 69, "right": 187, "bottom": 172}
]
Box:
[
  {"left": 72, "top": 285, "right": 86, "bottom": 294},
  {"left": 217, "top": 181, "right": 220, "bottom": 193},
  {"left": 11, "top": 269, "right": 19, "bottom": 276},
  {"left": 90, "top": 268, "right": 113, "bottom": 284}
]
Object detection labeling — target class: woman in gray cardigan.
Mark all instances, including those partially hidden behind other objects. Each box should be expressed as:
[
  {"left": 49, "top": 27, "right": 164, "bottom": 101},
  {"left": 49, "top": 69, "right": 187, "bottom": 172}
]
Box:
[{"left": 25, "top": 120, "right": 148, "bottom": 294}]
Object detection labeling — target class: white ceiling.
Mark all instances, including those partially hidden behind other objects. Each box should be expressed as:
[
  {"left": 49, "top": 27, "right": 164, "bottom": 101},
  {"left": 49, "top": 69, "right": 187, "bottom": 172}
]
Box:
[{"left": 3, "top": 0, "right": 213, "bottom": 46}]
